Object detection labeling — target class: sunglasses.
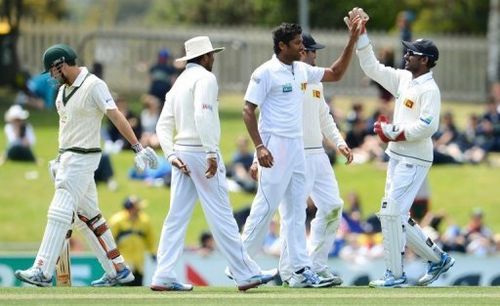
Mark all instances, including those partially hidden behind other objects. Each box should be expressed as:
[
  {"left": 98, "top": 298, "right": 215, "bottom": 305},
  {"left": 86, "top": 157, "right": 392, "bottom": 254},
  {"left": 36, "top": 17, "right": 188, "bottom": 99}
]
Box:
[{"left": 406, "top": 50, "right": 434, "bottom": 58}]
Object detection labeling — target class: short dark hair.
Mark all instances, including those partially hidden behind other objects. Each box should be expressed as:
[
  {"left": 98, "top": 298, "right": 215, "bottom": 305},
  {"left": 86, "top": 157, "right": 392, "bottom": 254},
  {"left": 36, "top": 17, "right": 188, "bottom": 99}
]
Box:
[{"left": 272, "top": 23, "right": 302, "bottom": 55}]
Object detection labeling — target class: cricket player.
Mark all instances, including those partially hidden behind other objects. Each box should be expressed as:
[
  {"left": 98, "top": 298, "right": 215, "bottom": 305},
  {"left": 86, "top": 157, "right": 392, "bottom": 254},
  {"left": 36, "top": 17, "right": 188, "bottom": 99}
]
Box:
[
  {"left": 241, "top": 21, "right": 363, "bottom": 288},
  {"left": 153, "top": 36, "right": 277, "bottom": 292},
  {"left": 346, "top": 8, "right": 455, "bottom": 287},
  {"left": 275, "top": 32, "right": 354, "bottom": 286},
  {"left": 15, "top": 44, "right": 159, "bottom": 287}
]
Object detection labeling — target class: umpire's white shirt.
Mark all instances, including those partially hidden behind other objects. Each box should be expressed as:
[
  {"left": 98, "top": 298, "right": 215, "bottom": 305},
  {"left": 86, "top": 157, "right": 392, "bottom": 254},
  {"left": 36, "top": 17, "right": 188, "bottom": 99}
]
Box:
[
  {"left": 55, "top": 67, "right": 117, "bottom": 150},
  {"left": 156, "top": 63, "right": 220, "bottom": 161},
  {"left": 302, "top": 82, "right": 346, "bottom": 153},
  {"left": 245, "top": 54, "right": 324, "bottom": 138},
  {"left": 356, "top": 36, "right": 441, "bottom": 166}
]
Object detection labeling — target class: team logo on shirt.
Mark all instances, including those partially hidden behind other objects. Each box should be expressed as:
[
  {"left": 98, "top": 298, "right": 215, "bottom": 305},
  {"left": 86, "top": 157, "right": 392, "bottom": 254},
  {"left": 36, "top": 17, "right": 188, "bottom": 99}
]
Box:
[
  {"left": 312, "top": 90, "right": 321, "bottom": 98},
  {"left": 420, "top": 116, "right": 433, "bottom": 125},
  {"left": 301, "top": 83, "right": 307, "bottom": 91},
  {"left": 404, "top": 99, "right": 414, "bottom": 109},
  {"left": 251, "top": 75, "right": 261, "bottom": 84},
  {"left": 282, "top": 83, "right": 293, "bottom": 93},
  {"left": 202, "top": 104, "right": 213, "bottom": 111}
]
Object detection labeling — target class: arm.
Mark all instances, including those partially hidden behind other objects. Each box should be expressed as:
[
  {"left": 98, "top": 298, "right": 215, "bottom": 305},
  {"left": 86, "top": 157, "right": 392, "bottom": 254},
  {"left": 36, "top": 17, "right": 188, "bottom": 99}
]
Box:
[
  {"left": 193, "top": 74, "right": 219, "bottom": 178},
  {"left": 321, "top": 22, "right": 361, "bottom": 82},
  {"left": 403, "top": 90, "right": 441, "bottom": 141},
  {"left": 243, "top": 101, "right": 273, "bottom": 167},
  {"left": 107, "top": 109, "right": 141, "bottom": 146}
]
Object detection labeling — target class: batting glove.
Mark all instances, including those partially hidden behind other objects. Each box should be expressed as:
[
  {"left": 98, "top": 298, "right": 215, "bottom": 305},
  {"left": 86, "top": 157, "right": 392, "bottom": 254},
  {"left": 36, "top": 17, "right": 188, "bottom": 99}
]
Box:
[
  {"left": 133, "top": 145, "right": 159, "bottom": 171},
  {"left": 374, "top": 115, "right": 406, "bottom": 143}
]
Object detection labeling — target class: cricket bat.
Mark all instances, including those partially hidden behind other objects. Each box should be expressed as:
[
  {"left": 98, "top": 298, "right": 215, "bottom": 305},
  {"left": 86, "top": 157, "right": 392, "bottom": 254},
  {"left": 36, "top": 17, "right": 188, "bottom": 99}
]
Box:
[{"left": 55, "top": 229, "right": 72, "bottom": 286}]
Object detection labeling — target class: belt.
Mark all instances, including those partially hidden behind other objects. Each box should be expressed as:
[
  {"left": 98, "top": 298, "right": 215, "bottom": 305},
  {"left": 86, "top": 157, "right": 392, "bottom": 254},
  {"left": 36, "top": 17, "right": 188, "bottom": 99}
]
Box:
[{"left": 59, "top": 147, "right": 102, "bottom": 154}]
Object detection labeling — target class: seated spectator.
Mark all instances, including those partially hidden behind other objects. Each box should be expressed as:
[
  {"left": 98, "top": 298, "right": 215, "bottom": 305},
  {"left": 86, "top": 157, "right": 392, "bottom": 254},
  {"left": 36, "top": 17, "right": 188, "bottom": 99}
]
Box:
[
  {"left": 441, "top": 223, "right": 466, "bottom": 253},
  {"left": 433, "top": 111, "right": 463, "bottom": 164},
  {"left": 3, "top": 105, "right": 36, "bottom": 162},
  {"left": 106, "top": 96, "right": 142, "bottom": 152},
  {"left": 464, "top": 208, "right": 495, "bottom": 256},
  {"left": 227, "top": 136, "right": 257, "bottom": 193},
  {"left": 129, "top": 156, "right": 172, "bottom": 187},
  {"left": 140, "top": 94, "right": 161, "bottom": 149},
  {"left": 478, "top": 100, "right": 500, "bottom": 153},
  {"left": 197, "top": 231, "right": 216, "bottom": 257}
]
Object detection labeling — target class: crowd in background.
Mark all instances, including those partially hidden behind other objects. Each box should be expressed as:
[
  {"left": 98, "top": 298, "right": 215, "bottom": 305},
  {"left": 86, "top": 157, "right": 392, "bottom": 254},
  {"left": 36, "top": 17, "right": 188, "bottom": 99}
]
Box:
[{"left": 2, "top": 46, "right": 500, "bottom": 265}]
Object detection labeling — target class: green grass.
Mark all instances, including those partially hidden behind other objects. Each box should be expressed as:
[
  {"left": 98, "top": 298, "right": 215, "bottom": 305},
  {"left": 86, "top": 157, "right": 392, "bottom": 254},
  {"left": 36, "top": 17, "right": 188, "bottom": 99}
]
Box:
[
  {"left": 0, "top": 92, "right": 498, "bottom": 248},
  {"left": 1, "top": 286, "right": 499, "bottom": 305}
]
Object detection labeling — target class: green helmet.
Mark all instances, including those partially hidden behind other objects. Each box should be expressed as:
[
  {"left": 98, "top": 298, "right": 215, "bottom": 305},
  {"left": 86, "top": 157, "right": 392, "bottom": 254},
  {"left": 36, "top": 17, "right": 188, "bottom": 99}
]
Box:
[{"left": 42, "top": 44, "right": 77, "bottom": 73}]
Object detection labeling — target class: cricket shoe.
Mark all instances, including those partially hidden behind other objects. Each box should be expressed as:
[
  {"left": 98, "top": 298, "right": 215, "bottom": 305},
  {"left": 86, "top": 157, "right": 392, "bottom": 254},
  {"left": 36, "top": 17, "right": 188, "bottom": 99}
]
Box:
[
  {"left": 288, "top": 267, "right": 335, "bottom": 288},
  {"left": 315, "top": 268, "right": 343, "bottom": 286},
  {"left": 224, "top": 266, "right": 278, "bottom": 282},
  {"left": 151, "top": 281, "right": 194, "bottom": 291},
  {"left": 236, "top": 269, "right": 278, "bottom": 291},
  {"left": 369, "top": 270, "right": 407, "bottom": 288},
  {"left": 91, "top": 266, "right": 135, "bottom": 287},
  {"left": 15, "top": 267, "right": 53, "bottom": 287},
  {"left": 417, "top": 252, "right": 456, "bottom": 286}
]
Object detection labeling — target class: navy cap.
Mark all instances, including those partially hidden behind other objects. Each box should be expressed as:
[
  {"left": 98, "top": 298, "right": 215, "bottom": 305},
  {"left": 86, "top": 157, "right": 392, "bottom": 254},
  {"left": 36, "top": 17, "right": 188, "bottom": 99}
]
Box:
[
  {"left": 302, "top": 32, "right": 325, "bottom": 51},
  {"left": 402, "top": 39, "right": 439, "bottom": 61},
  {"left": 123, "top": 196, "right": 143, "bottom": 209}
]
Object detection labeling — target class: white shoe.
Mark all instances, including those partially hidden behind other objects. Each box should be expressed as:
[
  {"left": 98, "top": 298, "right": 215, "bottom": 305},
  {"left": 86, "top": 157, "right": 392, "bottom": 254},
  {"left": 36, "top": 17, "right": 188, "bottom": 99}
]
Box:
[
  {"left": 151, "top": 281, "right": 193, "bottom": 291},
  {"left": 15, "top": 267, "right": 52, "bottom": 287},
  {"left": 288, "top": 267, "right": 334, "bottom": 288},
  {"left": 316, "top": 268, "right": 343, "bottom": 286},
  {"left": 417, "top": 252, "right": 455, "bottom": 286},
  {"left": 236, "top": 269, "right": 278, "bottom": 291},
  {"left": 91, "top": 266, "right": 135, "bottom": 287},
  {"left": 369, "top": 270, "right": 407, "bottom": 288}
]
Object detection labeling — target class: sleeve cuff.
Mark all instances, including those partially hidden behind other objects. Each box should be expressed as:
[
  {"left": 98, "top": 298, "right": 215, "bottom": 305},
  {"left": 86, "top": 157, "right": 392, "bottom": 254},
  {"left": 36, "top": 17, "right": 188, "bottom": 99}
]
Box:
[
  {"left": 167, "top": 153, "right": 177, "bottom": 163},
  {"left": 206, "top": 152, "right": 217, "bottom": 159},
  {"left": 357, "top": 34, "right": 370, "bottom": 50}
]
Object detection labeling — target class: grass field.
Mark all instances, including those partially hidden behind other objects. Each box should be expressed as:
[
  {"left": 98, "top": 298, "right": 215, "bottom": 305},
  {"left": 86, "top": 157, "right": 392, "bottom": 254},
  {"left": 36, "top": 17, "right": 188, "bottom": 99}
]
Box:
[
  {"left": 1, "top": 91, "right": 499, "bottom": 247},
  {"left": 1, "top": 286, "right": 500, "bottom": 305}
]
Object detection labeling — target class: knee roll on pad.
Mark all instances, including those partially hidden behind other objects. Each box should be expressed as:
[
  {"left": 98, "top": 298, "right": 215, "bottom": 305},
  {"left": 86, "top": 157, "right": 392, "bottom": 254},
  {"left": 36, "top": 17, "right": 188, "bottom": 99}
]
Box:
[
  {"left": 378, "top": 198, "right": 404, "bottom": 278},
  {"left": 77, "top": 213, "right": 121, "bottom": 260},
  {"left": 47, "top": 189, "right": 76, "bottom": 225},
  {"left": 405, "top": 217, "right": 441, "bottom": 262}
]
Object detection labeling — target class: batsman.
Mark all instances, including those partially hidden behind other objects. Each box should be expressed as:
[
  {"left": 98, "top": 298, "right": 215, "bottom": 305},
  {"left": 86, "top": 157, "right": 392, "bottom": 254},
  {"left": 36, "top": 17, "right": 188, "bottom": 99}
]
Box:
[
  {"left": 15, "top": 44, "right": 159, "bottom": 287},
  {"left": 346, "top": 8, "right": 455, "bottom": 287}
]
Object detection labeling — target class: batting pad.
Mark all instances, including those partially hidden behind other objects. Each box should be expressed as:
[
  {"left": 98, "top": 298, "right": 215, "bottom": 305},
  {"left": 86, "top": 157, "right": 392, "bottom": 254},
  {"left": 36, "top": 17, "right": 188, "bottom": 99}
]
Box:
[
  {"left": 74, "top": 218, "right": 117, "bottom": 278},
  {"left": 405, "top": 217, "right": 441, "bottom": 263},
  {"left": 378, "top": 198, "right": 404, "bottom": 278}
]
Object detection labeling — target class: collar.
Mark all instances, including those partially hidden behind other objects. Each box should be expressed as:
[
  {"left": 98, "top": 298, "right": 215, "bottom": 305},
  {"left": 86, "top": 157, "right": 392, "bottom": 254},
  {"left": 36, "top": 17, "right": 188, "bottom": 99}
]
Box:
[
  {"left": 412, "top": 71, "right": 433, "bottom": 85},
  {"left": 271, "top": 54, "right": 294, "bottom": 74},
  {"left": 70, "top": 67, "right": 89, "bottom": 87},
  {"left": 185, "top": 63, "right": 204, "bottom": 70}
]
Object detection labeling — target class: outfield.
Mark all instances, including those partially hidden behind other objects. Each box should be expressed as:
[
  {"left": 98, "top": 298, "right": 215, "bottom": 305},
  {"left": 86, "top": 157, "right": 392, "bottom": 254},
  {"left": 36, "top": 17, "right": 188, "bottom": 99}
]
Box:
[
  {"left": 0, "top": 93, "right": 499, "bottom": 246},
  {"left": 1, "top": 286, "right": 499, "bottom": 305}
]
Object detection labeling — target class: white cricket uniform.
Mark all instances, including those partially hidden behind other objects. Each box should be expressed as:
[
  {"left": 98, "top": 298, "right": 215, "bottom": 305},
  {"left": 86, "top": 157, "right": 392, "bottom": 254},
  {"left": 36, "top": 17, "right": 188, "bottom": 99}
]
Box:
[
  {"left": 279, "top": 83, "right": 347, "bottom": 280},
  {"left": 153, "top": 63, "right": 262, "bottom": 286},
  {"left": 356, "top": 35, "right": 443, "bottom": 276},
  {"left": 35, "top": 67, "right": 123, "bottom": 278},
  {"left": 242, "top": 54, "right": 324, "bottom": 274}
]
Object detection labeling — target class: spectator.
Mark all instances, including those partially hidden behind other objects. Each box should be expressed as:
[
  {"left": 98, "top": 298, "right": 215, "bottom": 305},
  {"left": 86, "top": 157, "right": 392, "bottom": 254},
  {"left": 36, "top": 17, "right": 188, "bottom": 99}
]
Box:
[
  {"left": 433, "top": 111, "right": 464, "bottom": 164},
  {"left": 109, "top": 196, "right": 156, "bottom": 286},
  {"left": 464, "top": 208, "right": 495, "bottom": 256},
  {"left": 227, "top": 136, "right": 257, "bottom": 193},
  {"left": 25, "top": 73, "right": 58, "bottom": 110},
  {"left": 197, "top": 231, "right": 216, "bottom": 257},
  {"left": 140, "top": 94, "right": 161, "bottom": 149},
  {"left": 148, "top": 49, "right": 177, "bottom": 103},
  {"left": 106, "top": 96, "right": 142, "bottom": 152},
  {"left": 3, "top": 105, "right": 36, "bottom": 162}
]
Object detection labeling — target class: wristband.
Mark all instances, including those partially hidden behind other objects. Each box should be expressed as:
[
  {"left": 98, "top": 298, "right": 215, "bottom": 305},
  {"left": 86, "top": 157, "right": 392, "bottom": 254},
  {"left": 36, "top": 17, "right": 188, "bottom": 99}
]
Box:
[
  {"left": 255, "top": 144, "right": 264, "bottom": 150},
  {"left": 131, "top": 143, "right": 144, "bottom": 153}
]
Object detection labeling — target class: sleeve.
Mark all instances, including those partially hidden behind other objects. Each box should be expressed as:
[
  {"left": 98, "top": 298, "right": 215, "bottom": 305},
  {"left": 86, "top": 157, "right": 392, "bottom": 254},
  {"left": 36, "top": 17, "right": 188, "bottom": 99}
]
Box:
[
  {"left": 317, "top": 85, "right": 347, "bottom": 148},
  {"left": 156, "top": 91, "right": 176, "bottom": 162},
  {"left": 193, "top": 73, "right": 219, "bottom": 158},
  {"left": 25, "top": 124, "right": 36, "bottom": 146},
  {"left": 91, "top": 81, "right": 117, "bottom": 113},
  {"left": 4, "top": 124, "right": 16, "bottom": 144},
  {"left": 306, "top": 64, "right": 325, "bottom": 84},
  {"left": 403, "top": 89, "right": 441, "bottom": 141},
  {"left": 244, "top": 67, "right": 268, "bottom": 107},
  {"left": 356, "top": 41, "right": 403, "bottom": 97}
]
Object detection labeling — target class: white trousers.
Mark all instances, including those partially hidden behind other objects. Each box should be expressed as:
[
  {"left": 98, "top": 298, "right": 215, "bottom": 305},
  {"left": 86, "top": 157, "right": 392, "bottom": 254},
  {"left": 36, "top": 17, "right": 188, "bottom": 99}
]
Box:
[
  {"left": 382, "top": 157, "right": 430, "bottom": 265},
  {"left": 152, "top": 151, "right": 261, "bottom": 285},
  {"left": 241, "top": 134, "right": 310, "bottom": 274},
  {"left": 279, "top": 151, "right": 343, "bottom": 280}
]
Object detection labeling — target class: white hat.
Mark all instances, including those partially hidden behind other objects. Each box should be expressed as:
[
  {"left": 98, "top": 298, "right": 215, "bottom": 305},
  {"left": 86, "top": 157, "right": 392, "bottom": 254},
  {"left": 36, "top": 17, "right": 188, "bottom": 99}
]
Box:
[
  {"left": 176, "top": 36, "right": 224, "bottom": 62},
  {"left": 4, "top": 105, "right": 29, "bottom": 122}
]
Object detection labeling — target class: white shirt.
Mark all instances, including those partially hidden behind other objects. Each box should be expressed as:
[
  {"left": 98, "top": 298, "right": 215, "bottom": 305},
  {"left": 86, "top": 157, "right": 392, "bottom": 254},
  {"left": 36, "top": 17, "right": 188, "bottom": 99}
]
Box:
[
  {"left": 4, "top": 122, "right": 36, "bottom": 147},
  {"left": 302, "top": 82, "right": 346, "bottom": 153},
  {"left": 244, "top": 54, "right": 324, "bottom": 138},
  {"left": 156, "top": 63, "right": 220, "bottom": 162},
  {"left": 55, "top": 67, "right": 117, "bottom": 150},
  {"left": 356, "top": 39, "right": 441, "bottom": 166}
]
